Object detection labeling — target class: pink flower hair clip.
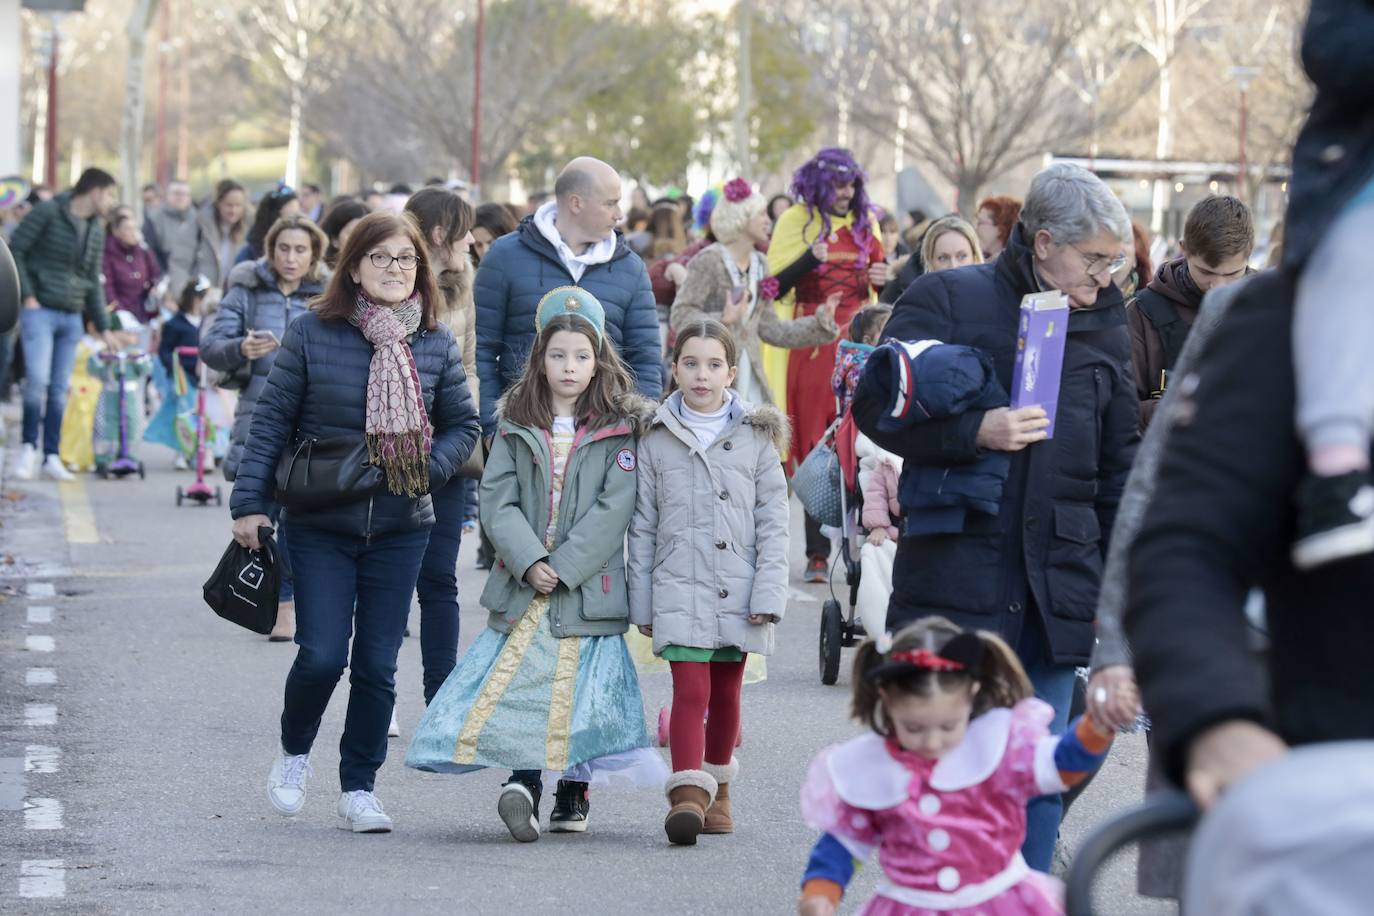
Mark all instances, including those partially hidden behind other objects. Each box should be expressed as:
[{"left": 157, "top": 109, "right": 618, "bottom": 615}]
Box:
[
  {"left": 758, "top": 276, "right": 780, "bottom": 301},
  {"left": 723, "top": 177, "right": 753, "bottom": 203}
]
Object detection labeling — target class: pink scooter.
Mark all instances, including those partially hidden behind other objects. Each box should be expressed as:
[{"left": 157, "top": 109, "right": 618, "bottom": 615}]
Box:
[{"left": 174, "top": 346, "right": 222, "bottom": 507}]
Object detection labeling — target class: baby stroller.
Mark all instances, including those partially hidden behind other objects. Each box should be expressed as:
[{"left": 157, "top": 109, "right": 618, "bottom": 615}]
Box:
[
  {"left": 92, "top": 350, "right": 153, "bottom": 479},
  {"left": 173, "top": 347, "right": 222, "bottom": 507},
  {"left": 796, "top": 412, "right": 867, "bottom": 685},
  {"left": 1065, "top": 741, "right": 1374, "bottom": 915}
]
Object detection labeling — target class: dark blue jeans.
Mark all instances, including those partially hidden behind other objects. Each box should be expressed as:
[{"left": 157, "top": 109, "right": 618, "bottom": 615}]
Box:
[
  {"left": 19, "top": 306, "right": 83, "bottom": 456},
  {"left": 1017, "top": 608, "right": 1078, "bottom": 872},
  {"left": 415, "top": 477, "right": 465, "bottom": 704},
  {"left": 280, "top": 524, "right": 430, "bottom": 792}
]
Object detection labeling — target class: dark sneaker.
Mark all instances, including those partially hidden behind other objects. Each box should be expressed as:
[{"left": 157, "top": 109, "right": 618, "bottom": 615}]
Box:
[
  {"left": 1293, "top": 471, "right": 1374, "bottom": 570},
  {"left": 548, "top": 780, "right": 590, "bottom": 833},
  {"left": 498, "top": 777, "right": 542, "bottom": 842},
  {"left": 804, "top": 555, "right": 828, "bottom": 584}
]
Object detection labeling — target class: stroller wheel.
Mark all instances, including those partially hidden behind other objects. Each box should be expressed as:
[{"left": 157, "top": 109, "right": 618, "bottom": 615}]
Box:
[
  {"left": 137, "top": 461, "right": 145, "bottom": 480},
  {"left": 820, "top": 599, "right": 843, "bottom": 685},
  {"left": 96, "top": 465, "right": 109, "bottom": 480},
  {"left": 176, "top": 486, "right": 184, "bottom": 507},
  {"left": 214, "top": 487, "right": 223, "bottom": 506}
]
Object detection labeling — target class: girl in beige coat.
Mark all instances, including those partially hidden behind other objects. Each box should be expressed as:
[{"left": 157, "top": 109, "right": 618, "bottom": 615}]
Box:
[{"left": 628, "top": 319, "right": 791, "bottom": 846}]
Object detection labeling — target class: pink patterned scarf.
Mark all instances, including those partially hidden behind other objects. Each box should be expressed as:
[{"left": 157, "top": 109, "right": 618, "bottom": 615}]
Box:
[{"left": 349, "top": 294, "right": 433, "bottom": 497}]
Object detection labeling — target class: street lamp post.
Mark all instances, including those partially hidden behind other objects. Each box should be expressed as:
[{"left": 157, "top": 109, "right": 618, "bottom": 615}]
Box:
[
  {"left": 1228, "top": 66, "right": 1260, "bottom": 200},
  {"left": 43, "top": 16, "right": 59, "bottom": 188},
  {"left": 470, "top": 0, "right": 483, "bottom": 197}
]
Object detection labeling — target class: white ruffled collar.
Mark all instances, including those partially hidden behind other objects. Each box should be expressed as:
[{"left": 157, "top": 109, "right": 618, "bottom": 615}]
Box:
[{"left": 826, "top": 707, "right": 1016, "bottom": 809}]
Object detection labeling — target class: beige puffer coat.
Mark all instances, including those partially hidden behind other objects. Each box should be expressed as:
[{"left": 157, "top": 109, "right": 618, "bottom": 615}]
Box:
[
  {"left": 628, "top": 391, "right": 791, "bottom": 656},
  {"left": 437, "top": 264, "right": 479, "bottom": 405}
]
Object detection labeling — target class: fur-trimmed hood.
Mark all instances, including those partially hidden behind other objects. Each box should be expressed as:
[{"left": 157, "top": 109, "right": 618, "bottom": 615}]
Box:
[
  {"left": 492, "top": 388, "right": 658, "bottom": 438},
  {"left": 651, "top": 390, "right": 790, "bottom": 457}
]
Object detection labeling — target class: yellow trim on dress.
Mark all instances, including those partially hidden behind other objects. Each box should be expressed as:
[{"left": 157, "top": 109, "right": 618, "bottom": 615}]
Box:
[
  {"left": 451, "top": 595, "right": 547, "bottom": 765},
  {"left": 545, "top": 634, "right": 583, "bottom": 770}
]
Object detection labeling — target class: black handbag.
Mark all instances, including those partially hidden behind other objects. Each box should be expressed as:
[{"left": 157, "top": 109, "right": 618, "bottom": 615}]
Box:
[
  {"left": 274, "top": 435, "right": 384, "bottom": 510},
  {"left": 202, "top": 527, "right": 282, "bottom": 635}
]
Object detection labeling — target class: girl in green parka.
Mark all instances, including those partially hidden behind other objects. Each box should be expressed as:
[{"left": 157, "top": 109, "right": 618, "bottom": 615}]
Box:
[{"left": 406, "top": 287, "right": 667, "bottom": 843}]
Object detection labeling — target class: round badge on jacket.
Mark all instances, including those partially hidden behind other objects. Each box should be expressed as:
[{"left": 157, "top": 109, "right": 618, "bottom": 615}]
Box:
[{"left": 615, "top": 448, "right": 636, "bottom": 472}]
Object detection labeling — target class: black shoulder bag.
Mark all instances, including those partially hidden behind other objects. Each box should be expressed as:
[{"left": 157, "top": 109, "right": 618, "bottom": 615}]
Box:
[{"left": 274, "top": 436, "right": 385, "bottom": 510}]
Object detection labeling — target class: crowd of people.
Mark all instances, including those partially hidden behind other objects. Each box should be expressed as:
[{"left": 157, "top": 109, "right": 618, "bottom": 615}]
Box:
[{"left": 4, "top": 5, "right": 1371, "bottom": 905}]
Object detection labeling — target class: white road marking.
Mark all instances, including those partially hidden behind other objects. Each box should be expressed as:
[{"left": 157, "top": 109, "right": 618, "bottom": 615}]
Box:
[
  {"left": 24, "top": 704, "right": 57, "bottom": 727},
  {"left": 25, "top": 635, "right": 55, "bottom": 653},
  {"left": 24, "top": 797, "right": 63, "bottom": 830},
  {"left": 26, "top": 668, "right": 57, "bottom": 686},
  {"left": 26, "top": 582, "right": 56, "bottom": 598},
  {"left": 788, "top": 587, "right": 817, "bottom": 604},
  {"left": 25, "top": 746, "right": 61, "bottom": 774},
  {"left": 19, "top": 860, "right": 66, "bottom": 898},
  {"left": 27, "top": 605, "right": 54, "bottom": 624}
]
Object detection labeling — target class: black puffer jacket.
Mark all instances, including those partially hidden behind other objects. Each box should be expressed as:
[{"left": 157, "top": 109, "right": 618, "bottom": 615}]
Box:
[
  {"left": 229, "top": 311, "right": 480, "bottom": 537},
  {"left": 853, "top": 225, "right": 1140, "bottom": 665},
  {"left": 1283, "top": 0, "right": 1374, "bottom": 269},
  {"left": 1126, "top": 269, "right": 1374, "bottom": 784}
]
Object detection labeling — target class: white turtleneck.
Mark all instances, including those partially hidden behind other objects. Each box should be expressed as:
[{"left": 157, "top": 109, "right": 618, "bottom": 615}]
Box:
[{"left": 679, "top": 391, "right": 734, "bottom": 449}]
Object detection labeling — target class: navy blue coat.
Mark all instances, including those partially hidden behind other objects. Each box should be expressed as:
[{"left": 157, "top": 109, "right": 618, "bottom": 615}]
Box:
[
  {"left": 229, "top": 311, "right": 481, "bottom": 538},
  {"left": 852, "top": 225, "right": 1140, "bottom": 664},
  {"left": 1284, "top": 0, "right": 1374, "bottom": 268},
  {"left": 473, "top": 216, "right": 663, "bottom": 435}
]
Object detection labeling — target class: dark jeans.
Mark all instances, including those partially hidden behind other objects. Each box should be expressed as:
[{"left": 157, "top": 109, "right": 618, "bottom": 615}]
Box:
[
  {"left": 1017, "top": 609, "right": 1078, "bottom": 872},
  {"left": 415, "top": 477, "right": 464, "bottom": 704},
  {"left": 19, "top": 306, "right": 83, "bottom": 455},
  {"left": 280, "top": 524, "right": 430, "bottom": 792},
  {"left": 804, "top": 510, "right": 830, "bottom": 559}
]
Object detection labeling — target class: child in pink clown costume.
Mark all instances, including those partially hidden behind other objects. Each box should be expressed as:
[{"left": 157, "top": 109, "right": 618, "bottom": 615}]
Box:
[{"left": 797, "top": 618, "right": 1123, "bottom": 916}]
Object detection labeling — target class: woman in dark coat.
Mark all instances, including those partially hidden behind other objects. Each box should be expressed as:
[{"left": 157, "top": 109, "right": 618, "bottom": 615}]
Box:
[
  {"left": 852, "top": 163, "right": 1139, "bottom": 872},
  {"left": 229, "top": 210, "right": 480, "bottom": 833},
  {"left": 101, "top": 210, "right": 160, "bottom": 321}
]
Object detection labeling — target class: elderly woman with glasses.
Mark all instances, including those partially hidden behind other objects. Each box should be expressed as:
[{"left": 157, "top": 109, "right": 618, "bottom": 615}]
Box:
[{"left": 852, "top": 163, "right": 1139, "bottom": 875}]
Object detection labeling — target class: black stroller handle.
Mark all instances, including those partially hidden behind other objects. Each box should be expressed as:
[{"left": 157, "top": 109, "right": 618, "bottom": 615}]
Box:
[{"left": 1064, "top": 790, "right": 1199, "bottom": 916}]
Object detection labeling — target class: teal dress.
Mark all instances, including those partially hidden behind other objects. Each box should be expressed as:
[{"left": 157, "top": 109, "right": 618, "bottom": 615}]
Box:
[{"left": 406, "top": 419, "right": 666, "bottom": 786}]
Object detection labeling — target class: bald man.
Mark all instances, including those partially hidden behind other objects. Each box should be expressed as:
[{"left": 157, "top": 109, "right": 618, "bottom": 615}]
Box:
[{"left": 474, "top": 156, "right": 663, "bottom": 436}]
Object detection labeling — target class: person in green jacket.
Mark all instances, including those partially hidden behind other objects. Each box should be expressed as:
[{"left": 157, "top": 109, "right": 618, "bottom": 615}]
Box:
[
  {"left": 406, "top": 286, "right": 667, "bottom": 843},
  {"left": 11, "top": 167, "right": 120, "bottom": 481}
]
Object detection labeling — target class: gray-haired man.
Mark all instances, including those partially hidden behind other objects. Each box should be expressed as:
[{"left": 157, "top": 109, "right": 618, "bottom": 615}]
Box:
[{"left": 852, "top": 162, "right": 1140, "bottom": 871}]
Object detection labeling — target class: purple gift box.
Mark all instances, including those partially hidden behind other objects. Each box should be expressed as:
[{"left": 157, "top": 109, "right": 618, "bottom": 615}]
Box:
[{"left": 1010, "top": 290, "right": 1070, "bottom": 438}]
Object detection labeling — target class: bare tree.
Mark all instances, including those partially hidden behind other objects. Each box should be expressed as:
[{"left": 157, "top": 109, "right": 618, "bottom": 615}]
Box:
[
  {"left": 120, "top": 0, "right": 160, "bottom": 222},
  {"left": 789, "top": 0, "right": 1111, "bottom": 214},
  {"left": 209, "top": 0, "right": 356, "bottom": 187},
  {"left": 308, "top": 0, "right": 686, "bottom": 193}
]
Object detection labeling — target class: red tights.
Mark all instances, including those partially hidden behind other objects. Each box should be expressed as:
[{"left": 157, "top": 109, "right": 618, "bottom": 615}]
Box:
[{"left": 668, "top": 659, "right": 746, "bottom": 772}]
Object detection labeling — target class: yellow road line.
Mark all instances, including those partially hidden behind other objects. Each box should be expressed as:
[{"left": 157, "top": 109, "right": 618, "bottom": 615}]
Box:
[{"left": 57, "top": 479, "right": 98, "bottom": 544}]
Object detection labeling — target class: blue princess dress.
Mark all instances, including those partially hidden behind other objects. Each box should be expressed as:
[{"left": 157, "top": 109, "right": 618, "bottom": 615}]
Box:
[{"left": 406, "top": 417, "right": 667, "bottom": 787}]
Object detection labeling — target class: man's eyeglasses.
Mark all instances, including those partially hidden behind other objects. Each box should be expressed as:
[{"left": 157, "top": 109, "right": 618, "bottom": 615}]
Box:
[
  {"left": 1070, "top": 242, "right": 1127, "bottom": 276},
  {"left": 368, "top": 252, "right": 418, "bottom": 271}
]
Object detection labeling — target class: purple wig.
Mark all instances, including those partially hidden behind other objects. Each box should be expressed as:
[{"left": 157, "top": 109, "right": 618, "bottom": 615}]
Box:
[{"left": 789, "top": 147, "right": 877, "bottom": 268}]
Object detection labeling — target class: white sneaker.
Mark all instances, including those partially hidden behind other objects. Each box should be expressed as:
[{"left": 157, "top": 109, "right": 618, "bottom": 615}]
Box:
[
  {"left": 41, "top": 454, "right": 75, "bottom": 481},
  {"left": 267, "top": 749, "right": 312, "bottom": 816},
  {"left": 173, "top": 455, "right": 189, "bottom": 471},
  {"left": 388, "top": 711, "right": 400, "bottom": 738},
  {"left": 338, "top": 790, "right": 393, "bottom": 833},
  {"left": 12, "top": 444, "right": 37, "bottom": 480}
]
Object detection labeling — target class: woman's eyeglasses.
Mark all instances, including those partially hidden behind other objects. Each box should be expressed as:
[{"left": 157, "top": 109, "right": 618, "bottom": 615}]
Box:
[{"left": 368, "top": 252, "right": 418, "bottom": 271}]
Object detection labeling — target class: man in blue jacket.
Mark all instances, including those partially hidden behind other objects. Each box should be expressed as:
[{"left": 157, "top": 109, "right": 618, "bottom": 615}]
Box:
[{"left": 474, "top": 157, "right": 662, "bottom": 437}]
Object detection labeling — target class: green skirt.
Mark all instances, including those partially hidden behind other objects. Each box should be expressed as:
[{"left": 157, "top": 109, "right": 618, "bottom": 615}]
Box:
[{"left": 659, "top": 645, "right": 745, "bottom": 663}]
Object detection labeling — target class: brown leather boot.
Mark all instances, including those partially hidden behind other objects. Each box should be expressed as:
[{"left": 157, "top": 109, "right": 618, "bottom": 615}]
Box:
[
  {"left": 663, "top": 770, "right": 717, "bottom": 846},
  {"left": 269, "top": 600, "right": 296, "bottom": 642},
  {"left": 703, "top": 759, "right": 739, "bottom": 835}
]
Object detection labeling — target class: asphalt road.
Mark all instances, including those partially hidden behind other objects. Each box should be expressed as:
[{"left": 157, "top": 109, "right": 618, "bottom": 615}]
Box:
[{"left": 0, "top": 425, "right": 1177, "bottom": 916}]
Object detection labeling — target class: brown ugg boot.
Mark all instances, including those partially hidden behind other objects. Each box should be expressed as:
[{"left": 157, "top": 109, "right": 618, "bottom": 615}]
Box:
[
  {"left": 703, "top": 759, "right": 739, "bottom": 834},
  {"left": 663, "top": 770, "right": 717, "bottom": 846},
  {"left": 268, "top": 600, "right": 295, "bottom": 642}
]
